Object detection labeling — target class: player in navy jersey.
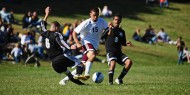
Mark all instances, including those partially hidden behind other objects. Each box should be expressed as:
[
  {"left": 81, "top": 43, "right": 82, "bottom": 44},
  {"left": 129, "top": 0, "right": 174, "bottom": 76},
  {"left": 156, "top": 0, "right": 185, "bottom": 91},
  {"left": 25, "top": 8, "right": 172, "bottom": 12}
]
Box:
[
  {"left": 102, "top": 14, "right": 133, "bottom": 85},
  {"left": 40, "top": 6, "right": 84, "bottom": 85}
]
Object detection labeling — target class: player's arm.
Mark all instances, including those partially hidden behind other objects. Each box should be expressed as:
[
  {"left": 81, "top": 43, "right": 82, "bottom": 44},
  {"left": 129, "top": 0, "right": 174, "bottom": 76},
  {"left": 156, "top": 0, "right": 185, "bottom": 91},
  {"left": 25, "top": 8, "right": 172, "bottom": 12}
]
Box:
[
  {"left": 101, "top": 22, "right": 113, "bottom": 39},
  {"left": 122, "top": 31, "right": 132, "bottom": 46},
  {"left": 40, "top": 6, "right": 50, "bottom": 34},
  {"left": 55, "top": 32, "right": 70, "bottom": 50},
  {"left": 72, "top": 31, "right": 82, "bottom": 49}
]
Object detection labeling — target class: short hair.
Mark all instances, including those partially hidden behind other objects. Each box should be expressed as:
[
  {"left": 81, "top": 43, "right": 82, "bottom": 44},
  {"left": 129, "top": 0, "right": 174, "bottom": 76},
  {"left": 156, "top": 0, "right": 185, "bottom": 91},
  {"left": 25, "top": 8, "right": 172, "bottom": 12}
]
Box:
[
  {"left": 90, "top": 7, "right": 99, "bottom": 14},
  {"left": 113, "top": 13, "right": 122, "bottom": 21},
  {"left": 52, "top": 21, "right": 60, "bottom": 27}
]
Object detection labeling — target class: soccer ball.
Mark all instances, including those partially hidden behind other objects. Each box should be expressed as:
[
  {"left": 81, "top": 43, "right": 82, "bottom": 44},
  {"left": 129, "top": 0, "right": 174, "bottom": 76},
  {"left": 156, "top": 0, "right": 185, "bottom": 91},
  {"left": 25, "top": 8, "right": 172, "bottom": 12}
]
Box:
[{"left": 92, "top": 72, "right": 104, "bottom": 83}]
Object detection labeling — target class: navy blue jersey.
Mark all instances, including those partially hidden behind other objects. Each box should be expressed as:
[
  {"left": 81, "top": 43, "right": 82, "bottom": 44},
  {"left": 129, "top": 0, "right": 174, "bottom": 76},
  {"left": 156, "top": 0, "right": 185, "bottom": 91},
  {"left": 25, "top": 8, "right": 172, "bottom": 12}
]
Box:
[{"left": 105, "top": 27, "right": 126, "bottom": 53}]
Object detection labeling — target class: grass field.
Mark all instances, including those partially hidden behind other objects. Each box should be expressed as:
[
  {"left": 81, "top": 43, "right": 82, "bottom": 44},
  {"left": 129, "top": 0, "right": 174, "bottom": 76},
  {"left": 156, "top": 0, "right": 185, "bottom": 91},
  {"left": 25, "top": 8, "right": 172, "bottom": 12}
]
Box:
[{"left": 0, "top": 0, "right": 190, "bottom": 95}]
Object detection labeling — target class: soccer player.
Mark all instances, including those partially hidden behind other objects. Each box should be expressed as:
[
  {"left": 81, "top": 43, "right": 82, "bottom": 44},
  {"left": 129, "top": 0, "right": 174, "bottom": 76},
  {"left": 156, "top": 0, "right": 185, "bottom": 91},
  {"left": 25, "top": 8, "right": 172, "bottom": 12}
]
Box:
[
  {"left": 102, "top": 14, "right": 133, "bottom": 85},
  {"left": 72, "top": 7, "right": 108, "bottom": 80},
  {"left": 40, "top": 6, "right": 84, "bottom": 85}
]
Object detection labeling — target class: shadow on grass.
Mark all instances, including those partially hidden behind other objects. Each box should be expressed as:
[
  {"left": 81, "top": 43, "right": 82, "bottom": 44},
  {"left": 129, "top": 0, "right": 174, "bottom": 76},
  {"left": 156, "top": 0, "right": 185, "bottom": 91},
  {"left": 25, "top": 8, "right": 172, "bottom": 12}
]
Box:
[{"left": 0, "top": 0, "right": 176, "bottom": 21}]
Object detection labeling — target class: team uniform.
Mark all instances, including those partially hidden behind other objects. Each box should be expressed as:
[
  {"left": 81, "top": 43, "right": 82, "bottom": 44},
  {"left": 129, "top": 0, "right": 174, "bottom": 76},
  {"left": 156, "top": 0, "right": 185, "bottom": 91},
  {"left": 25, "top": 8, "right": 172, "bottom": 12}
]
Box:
[
  {"left": 74, "top": 18, "right": 108, "bottom": 62},
  {"left": 40, "top": 21, "right": 80, "bottom": 73},
  {"left": 105, "top": 27, "right": 129, "bottom": 66}
]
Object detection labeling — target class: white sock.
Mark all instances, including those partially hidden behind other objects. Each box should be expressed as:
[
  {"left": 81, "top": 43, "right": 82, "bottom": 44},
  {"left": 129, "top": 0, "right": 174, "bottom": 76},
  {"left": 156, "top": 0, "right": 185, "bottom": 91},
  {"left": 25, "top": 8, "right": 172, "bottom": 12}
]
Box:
[
  {"left": 84, "top": 61, "right": 92, "bottom": 76},
  {"left": 62, "top": 69, "right": 76, "bottom": 81}
]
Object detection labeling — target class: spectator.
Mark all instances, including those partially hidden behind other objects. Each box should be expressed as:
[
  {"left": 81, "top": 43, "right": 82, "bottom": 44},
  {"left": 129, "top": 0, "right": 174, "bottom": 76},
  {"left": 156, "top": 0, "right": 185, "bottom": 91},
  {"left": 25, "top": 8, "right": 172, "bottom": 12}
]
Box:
[
  {"left": 183, "top": 47, "right": 190, "bottom": 63},
  {"left": 0, "top": 7, "right": 15, "bottom": 23},
  {"left": 160, "top": 0, "right": 169, "bottom": 8},
  {"left": 25, "top": 40, "right": 40, "bottom": 67},
  {"left": 132, "top": 28, "right": 142, "bottom": 41},
  {"left": 102, "top": 5, "right": 112, "bottom": 17},
  {"left": 28, "top": 11, "right": 42, "bottom": 33},
  {"left": 142, "top": 25, "right": 156, "bottom": 44},
  {"left": 11, "top": 43, "right": 22, "bottom": 63},
  {"left": 176, "top": 36, "right": 185, "bottom": 65},
  {"left": 152, "top": 28, "right": 170, "bottom": 43},
  {"left": 22, "top": 11, "right": 32, "bottom": 30},
  {"left": 37, "top": 35, "right": 45, "bottom": 59}
]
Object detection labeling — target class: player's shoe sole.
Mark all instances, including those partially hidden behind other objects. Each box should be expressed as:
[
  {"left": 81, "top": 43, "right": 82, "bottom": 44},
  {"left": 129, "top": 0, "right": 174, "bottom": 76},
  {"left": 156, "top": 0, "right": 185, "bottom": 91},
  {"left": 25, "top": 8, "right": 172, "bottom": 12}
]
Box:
[{"left": 74, "top": 75, "right": 90, "bottom": 81}]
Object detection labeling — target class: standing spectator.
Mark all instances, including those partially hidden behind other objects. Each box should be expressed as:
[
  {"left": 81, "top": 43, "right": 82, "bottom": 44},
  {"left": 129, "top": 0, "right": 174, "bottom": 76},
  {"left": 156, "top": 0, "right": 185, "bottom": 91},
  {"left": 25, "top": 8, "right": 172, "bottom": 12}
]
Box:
[
  {"left": 102, "top": 14, "right": 133, "bottom": 85},
  {"left": 102, "top": 5, "right": 112, "bottom": 17},
  {"left": 11, "top": 43, "right": 22, "bottom": 63},
  {"left": 176, "top": 36, "right": 185, "bottom": 65},
  {"left": 72, "top": 7, "right": 108, "bottom": 80},
  {"left": 160, "top": 0, "right": 169, "bottom": 8}
]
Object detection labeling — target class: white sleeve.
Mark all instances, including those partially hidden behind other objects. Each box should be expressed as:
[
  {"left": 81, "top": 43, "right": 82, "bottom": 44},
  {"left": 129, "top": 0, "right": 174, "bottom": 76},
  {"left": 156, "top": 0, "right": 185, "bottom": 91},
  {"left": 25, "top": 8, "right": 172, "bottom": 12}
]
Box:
[
  {"left": 74, "top": 20, "right": 87, "bottom": 34},
  {"left": 11, "top": 48, "right": 15, "bottom": 55}
]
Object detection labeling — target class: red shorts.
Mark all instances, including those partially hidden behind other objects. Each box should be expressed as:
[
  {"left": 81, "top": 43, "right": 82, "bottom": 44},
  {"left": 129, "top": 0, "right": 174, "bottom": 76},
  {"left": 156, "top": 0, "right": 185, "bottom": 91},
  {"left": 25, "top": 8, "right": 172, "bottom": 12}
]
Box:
[{"left": 81, "top": 43, "right": 96, "bottom": 62}]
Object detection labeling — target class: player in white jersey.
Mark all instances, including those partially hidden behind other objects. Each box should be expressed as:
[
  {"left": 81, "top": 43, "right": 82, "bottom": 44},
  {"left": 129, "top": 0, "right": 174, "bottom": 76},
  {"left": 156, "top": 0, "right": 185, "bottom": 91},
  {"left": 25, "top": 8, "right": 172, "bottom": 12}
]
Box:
[{"left": 73, "top": 7, "right": 108, "bottom": 80}]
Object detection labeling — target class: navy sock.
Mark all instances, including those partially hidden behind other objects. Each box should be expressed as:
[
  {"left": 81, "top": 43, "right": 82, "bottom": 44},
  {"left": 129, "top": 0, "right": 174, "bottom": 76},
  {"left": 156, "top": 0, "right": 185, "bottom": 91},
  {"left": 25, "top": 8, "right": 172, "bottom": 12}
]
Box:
[
  {"left": 108, "top": 70, "right": 114, "bottom": 83},
  {"left": 118, "top": 68, "right": 127, "bottom": 80}
]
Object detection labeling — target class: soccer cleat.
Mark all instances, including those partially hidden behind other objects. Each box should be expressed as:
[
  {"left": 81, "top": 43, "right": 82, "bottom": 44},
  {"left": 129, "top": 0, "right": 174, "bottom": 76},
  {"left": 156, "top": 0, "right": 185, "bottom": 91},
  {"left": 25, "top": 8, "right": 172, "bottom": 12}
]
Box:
[
  {"left": 70, "top": 77, "right": 85, "bottom": 85},
  {"left": 59, "top": 79, "right": 67, "bottom": 86},
  {"left": 109, "top": 82, "right": 113, "bottom": 85},
  {"left": 115, "top": 78, "right": 123, "bottom": 85}
]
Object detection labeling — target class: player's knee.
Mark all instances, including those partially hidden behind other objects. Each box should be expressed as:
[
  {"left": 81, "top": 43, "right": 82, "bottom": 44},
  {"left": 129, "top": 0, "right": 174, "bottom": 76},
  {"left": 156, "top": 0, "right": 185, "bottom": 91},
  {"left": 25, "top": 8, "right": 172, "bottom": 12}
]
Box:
[
  {"left": 87, "top": 51, "right": 96, "bottom": 59},
  {"left": 126, "top": 59, "right": 133, "bottom": 65}
]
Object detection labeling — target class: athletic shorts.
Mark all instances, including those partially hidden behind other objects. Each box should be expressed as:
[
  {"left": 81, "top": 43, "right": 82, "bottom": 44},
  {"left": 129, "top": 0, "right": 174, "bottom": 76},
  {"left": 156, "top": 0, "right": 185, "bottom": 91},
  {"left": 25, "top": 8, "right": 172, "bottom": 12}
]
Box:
[
  {"left": 51, "top": 54, "right": 80, "bottom": 73},
  {"left": 106, "top": 52, "right": 129, "bottom": 66},
  {"left": 81, "top": 43, "right": 97, "bottom": 62}
]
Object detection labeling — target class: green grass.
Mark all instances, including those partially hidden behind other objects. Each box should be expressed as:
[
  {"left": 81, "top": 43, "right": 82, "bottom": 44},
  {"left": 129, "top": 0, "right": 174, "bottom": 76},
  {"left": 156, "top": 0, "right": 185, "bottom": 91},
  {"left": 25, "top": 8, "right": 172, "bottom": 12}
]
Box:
[{"left": 1, "top": 0, "right": 190, "bottom": 95}]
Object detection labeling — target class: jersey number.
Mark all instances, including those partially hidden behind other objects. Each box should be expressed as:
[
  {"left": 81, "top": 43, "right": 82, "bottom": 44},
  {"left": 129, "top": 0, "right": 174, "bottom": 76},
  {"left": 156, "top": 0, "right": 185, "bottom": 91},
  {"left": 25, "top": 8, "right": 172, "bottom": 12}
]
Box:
[
  {"left": 115, "top": 37, "right": 118, "bottom": 42},
  {"left": 92, "top": 27, "right": 98, "bottom": 32},
  {"left": 45, "top": 38, "right": 50, "bottom": 49}
]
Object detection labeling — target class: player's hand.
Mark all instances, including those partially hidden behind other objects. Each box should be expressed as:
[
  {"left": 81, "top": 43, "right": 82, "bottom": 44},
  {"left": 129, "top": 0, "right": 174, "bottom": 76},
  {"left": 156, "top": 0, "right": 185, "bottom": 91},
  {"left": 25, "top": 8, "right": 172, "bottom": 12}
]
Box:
[
  {"left": 45, "top": 6, "right": 51, "bottom": 16},
  {"left": 108, "top": 22, "right": 113, "bottom": 29},
  {"left": 126, "top": 41, "right": 132, "bottom": 46},
  {"left": 76, "top": 43, "right": 82, "bottom": 49}
]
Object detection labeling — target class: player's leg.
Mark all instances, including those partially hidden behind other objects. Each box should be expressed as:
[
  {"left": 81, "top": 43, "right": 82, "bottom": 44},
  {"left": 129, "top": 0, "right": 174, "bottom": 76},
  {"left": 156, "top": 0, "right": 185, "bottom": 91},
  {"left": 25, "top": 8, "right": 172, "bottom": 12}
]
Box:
[
  {"left": 108, "top": 60, "right": 116, "bottom": 85},
  {"left": 77, "top": 43, "right": 96, "bottom": 80},
  {"left": 51, "top": 54, "right": 84, "bottom": 85},
  {"left": 107, "top": 52, "right": 117, "bottom": 85},
  {"left": 84, "top": 50, "right": 96, "bottom": 77},
  {"left": 115, "top": 54, "right": 132, "bottom": 84}
]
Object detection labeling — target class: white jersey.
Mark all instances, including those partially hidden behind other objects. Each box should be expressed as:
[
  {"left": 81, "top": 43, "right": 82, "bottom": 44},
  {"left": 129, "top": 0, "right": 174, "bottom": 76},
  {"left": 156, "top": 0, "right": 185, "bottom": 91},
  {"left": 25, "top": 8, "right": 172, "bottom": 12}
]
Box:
[{"left": 74, "top": 18, "right": 108, "bottom": 49}]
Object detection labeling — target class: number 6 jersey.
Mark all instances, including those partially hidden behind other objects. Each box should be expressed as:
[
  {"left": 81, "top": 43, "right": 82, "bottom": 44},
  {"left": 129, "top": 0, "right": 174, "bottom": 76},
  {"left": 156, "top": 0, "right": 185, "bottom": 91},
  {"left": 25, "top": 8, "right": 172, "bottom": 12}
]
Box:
[{"left": 40, "top": 21, "right": 70, "bottom": 59}]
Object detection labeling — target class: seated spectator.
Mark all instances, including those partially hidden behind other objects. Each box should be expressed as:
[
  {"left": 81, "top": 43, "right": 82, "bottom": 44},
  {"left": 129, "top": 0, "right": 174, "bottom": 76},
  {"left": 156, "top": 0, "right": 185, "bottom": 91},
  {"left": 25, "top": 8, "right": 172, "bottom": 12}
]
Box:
[
  {"left": 28, "top": 11, "right": 42, "bottom": 33},
  {"left": 22, "top": 11, "right": 32, "bottom": 30},
  {"left": 0, "top": 7, "right": 15, "bottom": 24},
  {"left": 152, "top": 28, "right": 170, "bottom": 43},
  {"left": 102, "top": 5, "right": 112, "bottom": 17},
  {"left": 0, "top": 19, "right": 6, "bottom": 33},
  {"left": 183, "top": 47, "right": 190, "bottom": 63},
  {"left": 11, "top": 43, "right": 22, "bottom": 63},
  {"left": 132, "top": 28, "right": 142, "bottom": 41},
  {"left": 25, "top": 40, "right": 40, "bottom": 67},
  {"left": 142, "top": 25, "right": 156, "bottom": 44}
]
